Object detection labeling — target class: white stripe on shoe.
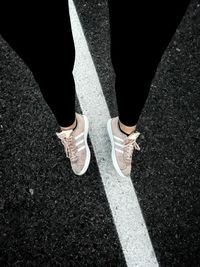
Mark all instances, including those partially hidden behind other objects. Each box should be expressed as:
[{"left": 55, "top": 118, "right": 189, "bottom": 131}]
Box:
[
  {"left": 75, "top": 132, "right": 84, "bottom": 140},
  {"left": 114, "top": 142, "right": 124, "bottom": 148},
  {"left": 114, "top": 135, "right": 124, "bottom": 142},
  {"left": 69, "top": 1, "right": 158, "bottom": 266},
  {"left": 77, "top": 145, "right": 85, "bottom": 152},
  {"left": 76, "top": 139, "right": 84, "bottom": 146},
  {"left": 115, "top": 148, "right": 124, "bottom": 154}
]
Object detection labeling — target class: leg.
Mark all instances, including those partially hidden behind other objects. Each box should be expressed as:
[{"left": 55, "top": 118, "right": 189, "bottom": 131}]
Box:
[
  {"left": 0, "top": 0, "right": 76, "bottom": 128},
  {"left": 108, "top": 0, "right": 190, "bottom": 130}
]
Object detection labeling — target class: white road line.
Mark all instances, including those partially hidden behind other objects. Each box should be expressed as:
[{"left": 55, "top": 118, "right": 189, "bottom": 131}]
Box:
[{"left": 68, "top": 1, "right": 158, "bottom": 266}]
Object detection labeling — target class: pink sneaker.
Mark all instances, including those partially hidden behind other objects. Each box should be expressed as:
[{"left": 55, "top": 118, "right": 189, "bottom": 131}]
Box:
[
  {"left": 107, "top": 117, "right": 141, "bottom": 177},
  {"left": 56, "top": 112, "right": 91, "bottom": 175}
]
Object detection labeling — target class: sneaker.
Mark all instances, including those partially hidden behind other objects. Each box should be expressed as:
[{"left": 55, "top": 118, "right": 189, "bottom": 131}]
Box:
[
  {"left": 107, "top": 116, "right": 141, "bottom": 177},
  {"left": 56, "top": 112, "right": 91, "bottom": 175}
]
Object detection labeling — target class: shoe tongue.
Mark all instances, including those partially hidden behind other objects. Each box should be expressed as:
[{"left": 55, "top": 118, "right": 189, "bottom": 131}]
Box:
[
  {"left": 60, "top": 129, "right": 73, "bottom": 138},
  {"left": 128, "top": 131, "right": 140, "bottom": 140}
]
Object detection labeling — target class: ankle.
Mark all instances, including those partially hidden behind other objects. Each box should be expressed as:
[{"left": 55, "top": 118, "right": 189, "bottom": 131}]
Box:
[
  {"left": 118, "top": 119, "right": 136, "bottom": 135},
  {"left": 60, "top": 118, "right": 77, "bottom": 132}
]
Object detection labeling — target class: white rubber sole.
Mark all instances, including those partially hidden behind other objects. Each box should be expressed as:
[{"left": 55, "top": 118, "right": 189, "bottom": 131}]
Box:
[
  {"left": 107, "top": 118, "right": 128, "bottom": 178},
  {"left": 75, "top": 114, "right": 91, "bottom": 175}
]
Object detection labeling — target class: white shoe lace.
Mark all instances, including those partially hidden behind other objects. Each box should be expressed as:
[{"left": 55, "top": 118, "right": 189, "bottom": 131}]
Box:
[
  {"left": 60, "top": 133, "right": 78, "bottom": 162},
  {"left": 123, "top": 132, "right": 141, "bottom": 163}
]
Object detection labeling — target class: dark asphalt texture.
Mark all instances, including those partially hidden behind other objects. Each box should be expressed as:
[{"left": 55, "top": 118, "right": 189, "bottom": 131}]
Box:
[{"left": 1, "top": 0, "right": 200, "bottom": 266}]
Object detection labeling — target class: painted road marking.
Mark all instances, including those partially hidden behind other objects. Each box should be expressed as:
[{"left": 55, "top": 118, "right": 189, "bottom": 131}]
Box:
[{"left": 68, "top": 0, "right": 158, "bottom": 266}]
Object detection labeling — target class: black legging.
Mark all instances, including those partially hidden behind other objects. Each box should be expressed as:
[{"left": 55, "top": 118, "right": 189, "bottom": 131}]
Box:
[
  {"left": 108, "top": 0, "right": 190, "bottom": 126},
  {"left": 0, "top": 0, "right": 190, "bottom": 127}
]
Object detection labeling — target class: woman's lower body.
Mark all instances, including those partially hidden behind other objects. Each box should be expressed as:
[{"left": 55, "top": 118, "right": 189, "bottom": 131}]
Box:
[
  {"left": 0, "top": 0, "right": 190, "bottom": 128},
  {"left": 0, "top": 0, "right": 190, "bottom": 176}
]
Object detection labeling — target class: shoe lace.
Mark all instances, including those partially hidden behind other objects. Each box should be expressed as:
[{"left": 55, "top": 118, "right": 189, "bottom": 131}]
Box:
[
  {"left": 123, "top": 132, "right": 141, "bottom": 163},
  {"left": 60, "top": 134, "right": 78, "bottom": 162}
]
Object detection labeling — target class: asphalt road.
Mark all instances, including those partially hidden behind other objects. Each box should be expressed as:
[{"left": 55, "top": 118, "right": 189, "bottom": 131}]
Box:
[{"left": 0, "top": 0, "right": 200, "bottom": 266}]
